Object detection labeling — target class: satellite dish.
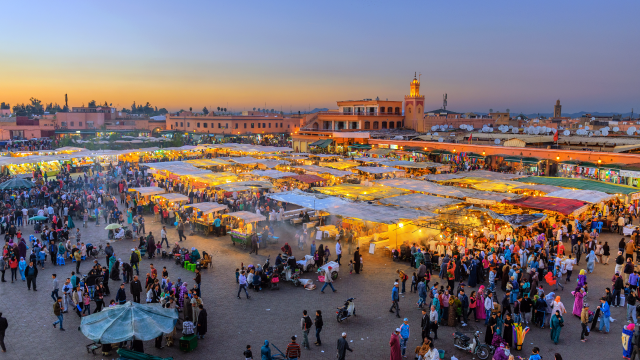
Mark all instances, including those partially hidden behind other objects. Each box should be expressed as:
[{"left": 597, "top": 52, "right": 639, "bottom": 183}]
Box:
[
  {"left": 563, "top": 130, "right": 570, "bottom": 136},
  {"left": 588, "top": 132, "right": 594, "bottom": 137},
  {"left": 601, "top": 129, "right": 609, "bottom": 136},
  {"left": 579, "top": 124, "right": 583, "bottom": 128},
  {"left": 438, "top": 138, "right": 444, "bottom": 142},
  {"left": 494, "top": 139, "right": 501, "bottom": 144},
  {"left": 613, "top": 127, "right": 620, "bottom": 132},
  {"left": 594, "top": 131, "right": 601, "bottom": 136},
  {"left": 433, "top": 132, "right": 439, "bottom": 137},
  {"left": 628, "top": 127, "right": 637, "bottom": 136},
  {"left": 584, "top": 125, "right": 590, "bottom": 130},
  {"left": 591, "top": 117, "right": 596, "bottom": 121},
  {"left": 512, "top": 128, "right": 519, "bottom": 134},
  {"left": 459, "top": 124, "right": 466, "bottom": 129},
  {"left": 501, "top": 127, "right": 508, "bottom": 133}
]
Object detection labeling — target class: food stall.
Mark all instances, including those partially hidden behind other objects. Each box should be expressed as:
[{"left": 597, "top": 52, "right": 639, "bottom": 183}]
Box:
[
  {"left": 153, "top": 193, "right": 190, "bottom": 212},
  {"left": 128, "top": 187, "right": 166, "bottom": 213},
  {"left": 185, "top": 202, "right": 229, "bottom": 235},
  {"left": 227, "top": 211, "right": 267, "bottom": 249}
]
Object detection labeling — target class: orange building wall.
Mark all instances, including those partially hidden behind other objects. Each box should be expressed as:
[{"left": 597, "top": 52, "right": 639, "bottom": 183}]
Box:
[{"left": 167, "top": 115, "right": 303, "bottom": 135}]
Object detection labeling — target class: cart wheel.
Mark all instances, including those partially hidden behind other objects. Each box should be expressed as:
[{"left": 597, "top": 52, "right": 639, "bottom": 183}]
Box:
[
  {"left": 331, "top": 271, "right": 338, "bottom": 280},
  {"left": 242, "top": 242, "right": 247, "bottom": 250},
  {"left": 294, "top": 281, "right": 300, "bottom": 287}
]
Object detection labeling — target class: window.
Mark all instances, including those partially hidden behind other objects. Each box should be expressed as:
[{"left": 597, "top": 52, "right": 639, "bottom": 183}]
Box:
[
  {"left": 197, "top": 123, "right": 200, "bottom": 128},
  {"left": 218, "top": 123, "right": 221, "bottom": 128},
  {"left": 373, "top": 121, "right": 378, "bottom": 129},
  {"left": 380, "top": 107, "right": 385, "bottom": 113},
  {"left": 203, "top": 123, "right": 208, "bottom": 128},
  {"left": 251, "top": 123, "right": 254, "bottom": 128},
  {"left": 235, "top": 123, "right": 238, "bottom": 129},
  {"left": 263, "top": 123, "right": 266, "bottom": 128},
  {"left": 61, "top": 122, "right": 67, "bottom": 127},
  {"left": 382, "top": 121, "right": 387, "bottom": 129},
  {"left": 244, "top": 123, "right": 247, "bottom": 129},
  {"left": 288, "top": 125, "right": 290, "bottom": 128},
  {"left": 175, "top": 122, "right": 178, "bottom": 127},
  {"left": 180, "top": 122, "right": 183, "bottom": 127},
  {"left": 389, "top": 121, "right": 395, "bottom": 129},
  {"left": 187, "top": 122, "right": 190, "bottom": 128},
  {"left": 394, "top": 107, "right": 400, "bottom": 114},
  {"left": 70, "top": 122, "right": 74, "bottom": 126},
  {"left": 268, "top": 123, "right": 271, "bottom": 128},
  {"left": 225, "top": 123, "right": 229, "bottom": 129},
  {"left": 280, "top": 123, "right": 283, "bottom": 128},
  {"left": 364, "top": 121, "right": 370, "bottom": 130},
  {"left": 257, "top": 123, "right": 260, "bottom": 128},
  {"left": 79, "top": 122, "right": 82, "bottom": 126},
  {"left": 397, "top": 121, "right": 402, "bottom": 128},
  {"left": 170, "top": 125, "right": 173, "bottom": 129}
]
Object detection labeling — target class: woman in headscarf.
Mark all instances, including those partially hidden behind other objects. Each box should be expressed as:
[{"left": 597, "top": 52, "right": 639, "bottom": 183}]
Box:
[
  {"left": 502, "top": 313, "right": 514, "bottom": 348},
  {"left": 18, "top": 257, "right": 26, "bottom": 281},
  {"left": 485, "top": 311, "right": 497, "bottom": 344},
  {"left": 577, "top": 269, "right": 587, "bottom": 288},
  {"left": 108, "top": 254, "right": 116, "bottom": 273},
  {"left": 571, "top": 288, "right": 586, "bottom": 317},
  {"left": 468, "top": 258, "right": 478, "bottom": 287},
  {"left": 431, "top": 293, "right": 441, "bottom": 322},
  {"left": 110, "top": 259, "right": 121, "bottom": 281},
  {"left": 67, "top": 215, "right": 75, "bottom": 229},
  {"left": 389, "top": 328, "right": 401, "bottom": 360},
  {"left": 550, "top": 310, "right": 564, "bottom": 344},
  {"left": 530, "top": 271, "right": 539, "bottom": 295},
  {"left": 317, "top": 244, "right": 324, "bottom": 267},
  {"left": 586, "top": 250, "right": 598, "bottom": 273},
  {"left": 18, "top": 239, "right": 27, "bottom": 260},
  {"left": 177, "top": 282, "right": 188, "bottom": 309},
  {"left": 127, "top": 208, "right": 133, "bottom": 225},
  {"left": 475, "top": 285, "right": 486, "bottom": 322},
  {"left": 447, "top": 295, "right": 457, "bottom": 327},
  {"left": 551, "top": 296, "right": 566, "bottom": 316},
  {"left": 501, "top": 264, "right": 510, "bottom": 292}
]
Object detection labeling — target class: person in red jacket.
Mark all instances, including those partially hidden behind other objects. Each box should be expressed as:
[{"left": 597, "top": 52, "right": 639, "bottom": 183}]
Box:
[{"left": 9, "top": 257, "right": 18, "bottom": 283}]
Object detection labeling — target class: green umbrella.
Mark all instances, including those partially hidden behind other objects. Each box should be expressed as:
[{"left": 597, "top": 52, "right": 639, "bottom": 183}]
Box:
[
  {"left": 0, "top": 178, "right": 35, "bottom": 190},
  {"left": 105, "top": 224, "right": 122, "bottom": 230},
  {"left": 28, "top": 216, "right": 48, "bottom": 221}
]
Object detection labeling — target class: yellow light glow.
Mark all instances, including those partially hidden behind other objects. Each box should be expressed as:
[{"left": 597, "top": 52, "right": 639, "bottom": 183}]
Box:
[{"left": 398, "top": 223, "right": 404, "bottom": 228}]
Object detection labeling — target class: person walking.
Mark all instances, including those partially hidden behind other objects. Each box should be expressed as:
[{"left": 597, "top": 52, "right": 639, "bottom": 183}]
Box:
[
  {"left": 335, "top": 240, "right": 342, "bottom": 265},
  {"left": 115, "top": 283, "right": 127, "bottom": 305},
  {"left": 130, "top": 248, "right": 140, "bottom": 276},
  {"left": 353, "top": 247, "right": 360, "bottom": 274},
  {"left": 160, "top": 226, "right": 169, "bottom": 247},
  {"left": 25, "top": 261, "right": 38, "bottom": 291},
  {"left": 627, "top": 290, "right": 638, "bottom": 324},
  {"left": 580, "top": 303, "right": 590, "bottom": 342},
  {"left": 0, "top": 312, "right": 7, "bottom": 353},
  {"left": 314, "top": 310, "right": 323, "bottom": 346},
  {"left": 389, "top": 328, "right": 401, "bottom": 360},
  {"left": 249, "top": 233, "right": 259, "bottom": 255},
  {"left": 550, "top": 310, "right": 564, "bottom": 344},
  {"left": 301, "top": 310, "right": 312, "bottom": 350},
  {"left": 390, "top": 282, "right": 400, "bottom": 318},
  {"left": 196, "top": 304, "right": 207, "bottom": 339},
  {"left": 52, "top": 297, "right": 65, "bottom": 331},
  {"left": 420, "top": 309, "right": 432, "bottom": 342},
  {"left": 74, "top": 249, "right": 82, "bottom": 274},
  {"left": 429, "top": 305, "right": 439, "bottom": 340},
  {"left": 130, "top": 275, "right": 142, "bottom": 303},
  {"left": 237, "top": 270, "right": 250, "bottom": 299},
  {"left": 399, "top": 318, "right": 410, "bottom": 358},
  {"left": 598, "top": 296, "right": 611, "bottom": 333},
  {"left": 337, "top": 332, "right": 353, "bottom": 360},
  {"left": 320, "top": 266, "right": 336, "bottom": 293}
]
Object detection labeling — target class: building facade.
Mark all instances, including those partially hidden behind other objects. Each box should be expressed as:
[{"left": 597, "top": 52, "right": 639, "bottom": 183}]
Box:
[{"left": 166, "top": 112, "right": 304, "bottom": 136}]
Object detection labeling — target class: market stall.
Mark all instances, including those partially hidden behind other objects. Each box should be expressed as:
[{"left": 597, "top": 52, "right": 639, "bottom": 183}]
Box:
[
  {"left": 379, "top": 193, "right": 462, "bottom": 212},
  {"left": 227, "top": 211, "right": 267, "bottom": 249},
  {"left": 501, "top": 196, "right": 590, "bottom": 216},
  {"left": 186, "top": 202, "right": 229, "bottom": 235},
  {"left": 128, "top": 187, "right": 166, "bottom": 213},
  {"left": 312, "top": 183, "right": 409, "bottom": 201}
]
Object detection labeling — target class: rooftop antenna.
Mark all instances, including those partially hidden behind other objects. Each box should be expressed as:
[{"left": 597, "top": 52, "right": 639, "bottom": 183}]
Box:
[
  {"left": 419, "top": 72, "right": 421, "bottom": 82},
  {"left": 442, "top": 94, "right": 448, "bottom": 110}
]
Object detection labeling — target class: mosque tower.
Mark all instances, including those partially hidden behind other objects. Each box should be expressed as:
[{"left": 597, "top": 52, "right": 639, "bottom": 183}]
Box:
[{"left": 404, "top": 73, "right": 425, "bottom": 131}]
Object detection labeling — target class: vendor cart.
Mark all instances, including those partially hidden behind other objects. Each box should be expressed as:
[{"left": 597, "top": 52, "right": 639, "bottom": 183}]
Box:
[
  {"left": 227, "top": 211, "right": 267, "bottom": 250},
  {"left": 229, "top": 230, "right": 251, "bottom": 249}
]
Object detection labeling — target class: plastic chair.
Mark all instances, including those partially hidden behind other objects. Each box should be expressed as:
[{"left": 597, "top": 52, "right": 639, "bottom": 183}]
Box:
[
  {"left": 597, "top": 221, "right": 603, "bottom": 233},
  {"left": 184, "top": 261, "right": 191, "bottom": 269},
  {"left": 56, "top": 255, "right": 65, "bottom": 266}
]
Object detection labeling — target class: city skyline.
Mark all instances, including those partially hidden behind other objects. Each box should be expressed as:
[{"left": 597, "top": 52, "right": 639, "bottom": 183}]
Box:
[{"left": 2, "top": 0, "right": 639, "bottom": 113}]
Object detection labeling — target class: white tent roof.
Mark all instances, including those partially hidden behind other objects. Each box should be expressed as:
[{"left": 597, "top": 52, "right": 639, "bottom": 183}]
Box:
[
  {"left": 188, "top": 202, "right": 228, "bottom": 215},
  {"left": 546, "top": 189, "right": 615, "bottom": 203},
  {"left": 321, "top": 202, "right": 434, "bottom": 224},
  {"left": 251, "top": 170, "right": 297, "bottom": 179},
  {"left": 129, "top": 187, "right": 165, "bottom": 196},
  {"left": 376, "top": 179, "right": 468, "bottom": 198},
  {"left": 294, "top": 165, "right": 353, "bottom": 177},
  {"left": 266, "top": 190, "right": 348, "bottom": 210},
  {"left": 155, "top": 193, "right": 190, "bottom": 202},
  {"left": 228, "top": 211, "right": 266, "bottom": 223},
  {"left": 354, "top": 166, "right": 405, "bottom": 174},
  {"left": 422, "top": 173, "right": 466, "bottom": 181},
  {"left": 380, "top": 194, "right": 463, "bottom": 211}
]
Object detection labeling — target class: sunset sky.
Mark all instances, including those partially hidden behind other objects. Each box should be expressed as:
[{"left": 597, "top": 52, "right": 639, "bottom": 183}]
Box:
[{"left": 2, "top": 0, "right": 639, "bottom": 114}]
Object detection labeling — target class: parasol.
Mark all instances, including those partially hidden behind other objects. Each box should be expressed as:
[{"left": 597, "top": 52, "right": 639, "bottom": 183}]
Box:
[
  {"left": 80, "top": 301, "right": 178, "bottom": 343},
  {"left": 105, "top": 224, "right": 122, "bottom": 230},
  {"left": 28, "top": 216, "right": 48, "bottom": 221},
  {"left": 0, "top": 178, "right": 35, "bottom": 190}
]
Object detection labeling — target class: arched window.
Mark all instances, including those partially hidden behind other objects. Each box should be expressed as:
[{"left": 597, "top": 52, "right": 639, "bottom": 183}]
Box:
[
  {"left": 380, "top": 107, "right": 385, "bottom": 114},
  {"left": 397, "top": 121, "right": 402, "bottom": 129},
  {"left": 394, "top": 107, "right": 400, "bottom": 114},
  {"left": 364, "top": 121, "right": 370, "bottom": 130},
  {"left": 312, "top": 123, "right": 319, "bottom": 130},
  {"left": 382, "top": 121, "right": 387, "bottom": 129},
  {"left": 373, "top": 121, "right": 379, "bottom": 129},
  {"left": 389, "top": 121, "right": 395, "bottom": 129}
]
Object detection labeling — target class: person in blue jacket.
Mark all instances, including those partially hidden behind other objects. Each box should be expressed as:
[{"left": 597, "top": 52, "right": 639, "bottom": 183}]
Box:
[
  {"left": 390, "top": 282, "right": 400, "bottom": 318},
  {"left": 261, "top": 340, "right": 272, "bottom": 360},
  {"left": 598, "top": 296, "right": 611, "bottom": 333}
]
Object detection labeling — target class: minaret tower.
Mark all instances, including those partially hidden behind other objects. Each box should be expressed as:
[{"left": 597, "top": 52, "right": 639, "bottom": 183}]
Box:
[{"left": 404, "top": 72, "right": 425, "bottom": 131}]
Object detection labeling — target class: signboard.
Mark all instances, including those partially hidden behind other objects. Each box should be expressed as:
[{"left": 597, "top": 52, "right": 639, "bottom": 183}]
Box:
[{"left": 621, "top": 170, "right": 640, "bottom": 178}]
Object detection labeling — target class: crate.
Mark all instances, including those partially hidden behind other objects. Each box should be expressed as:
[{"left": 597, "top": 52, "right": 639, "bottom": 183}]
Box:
[{"left": 179, "top": 334, "right": 198, "bottom": 352}]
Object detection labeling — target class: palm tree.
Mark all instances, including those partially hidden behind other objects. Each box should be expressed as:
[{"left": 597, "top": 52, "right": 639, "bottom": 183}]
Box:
[{"left": 217, "top": 107, "right": 220, "bottom": 112}]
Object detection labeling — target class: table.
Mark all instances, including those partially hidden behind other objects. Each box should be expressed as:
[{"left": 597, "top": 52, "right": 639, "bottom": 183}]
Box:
[
  {"left": 623, "top": 225, "right": 636, "bottom": 236},
  {"left": 316, "top": 225, "right": 338, "bottom": 238}
]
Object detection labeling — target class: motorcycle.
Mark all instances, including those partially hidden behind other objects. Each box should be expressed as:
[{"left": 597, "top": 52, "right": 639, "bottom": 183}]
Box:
[
  {"left": 336, "top": 298, "right": 356, "bottom": 323},
  {"left": 452, "top": 331, "right": 492, "bottom": 360}
]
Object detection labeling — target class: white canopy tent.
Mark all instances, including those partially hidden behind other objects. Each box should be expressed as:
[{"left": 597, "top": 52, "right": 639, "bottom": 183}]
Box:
[
  {"left": 546, "top": 189, "right": 616, "bottom": 203},
  {"left": 155, "top": 193, "right": 190, "bottom": 202},
  {"left": 251, "top": 170, "right": 297, "bottom": 179},
  {"left": 380, "top": 194, "right": 463, "bottom": 212},
  {"left": 128, "top": 187, "right": 165, "bottom": 196},
  {"left": 228, "top": 211, "right": 267, "bottom": 223},
  {"left": 265, "top": 190, "right": 348, "bottom": 210},
  {"left": 354, "top": 166, "right": 405, "bottom": 174},
  {"left": 187, "top": 202, "right": 228, "bottom": 215}
]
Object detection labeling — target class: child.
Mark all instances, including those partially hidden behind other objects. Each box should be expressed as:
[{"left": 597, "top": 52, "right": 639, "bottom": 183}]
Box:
[
  {"left": 75, "top": 228, "right": 81, "bottom": 244},
  {"left": 410, "top": 272, "right": 418, "bottom": 293},
  {"left": 324, "top": 247, "right": 331, "bottom": 263},
  {"left": 156, "top": 242, "right": 161, "bottom": 256},
  {"left": 243, "top": 345, "right": 253, "bottom": 360},
  {"left": 528, "top": 347, "right": 542, "bottom": 360},
  {"left": 348, "top": 260, "right": 354, "bottom": 274},
  {"left": 235, "top": 268, "right": 240, "bottom": 283},
  {"left": 82, "top": 291, "right": 91, "bottom": 315}
]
